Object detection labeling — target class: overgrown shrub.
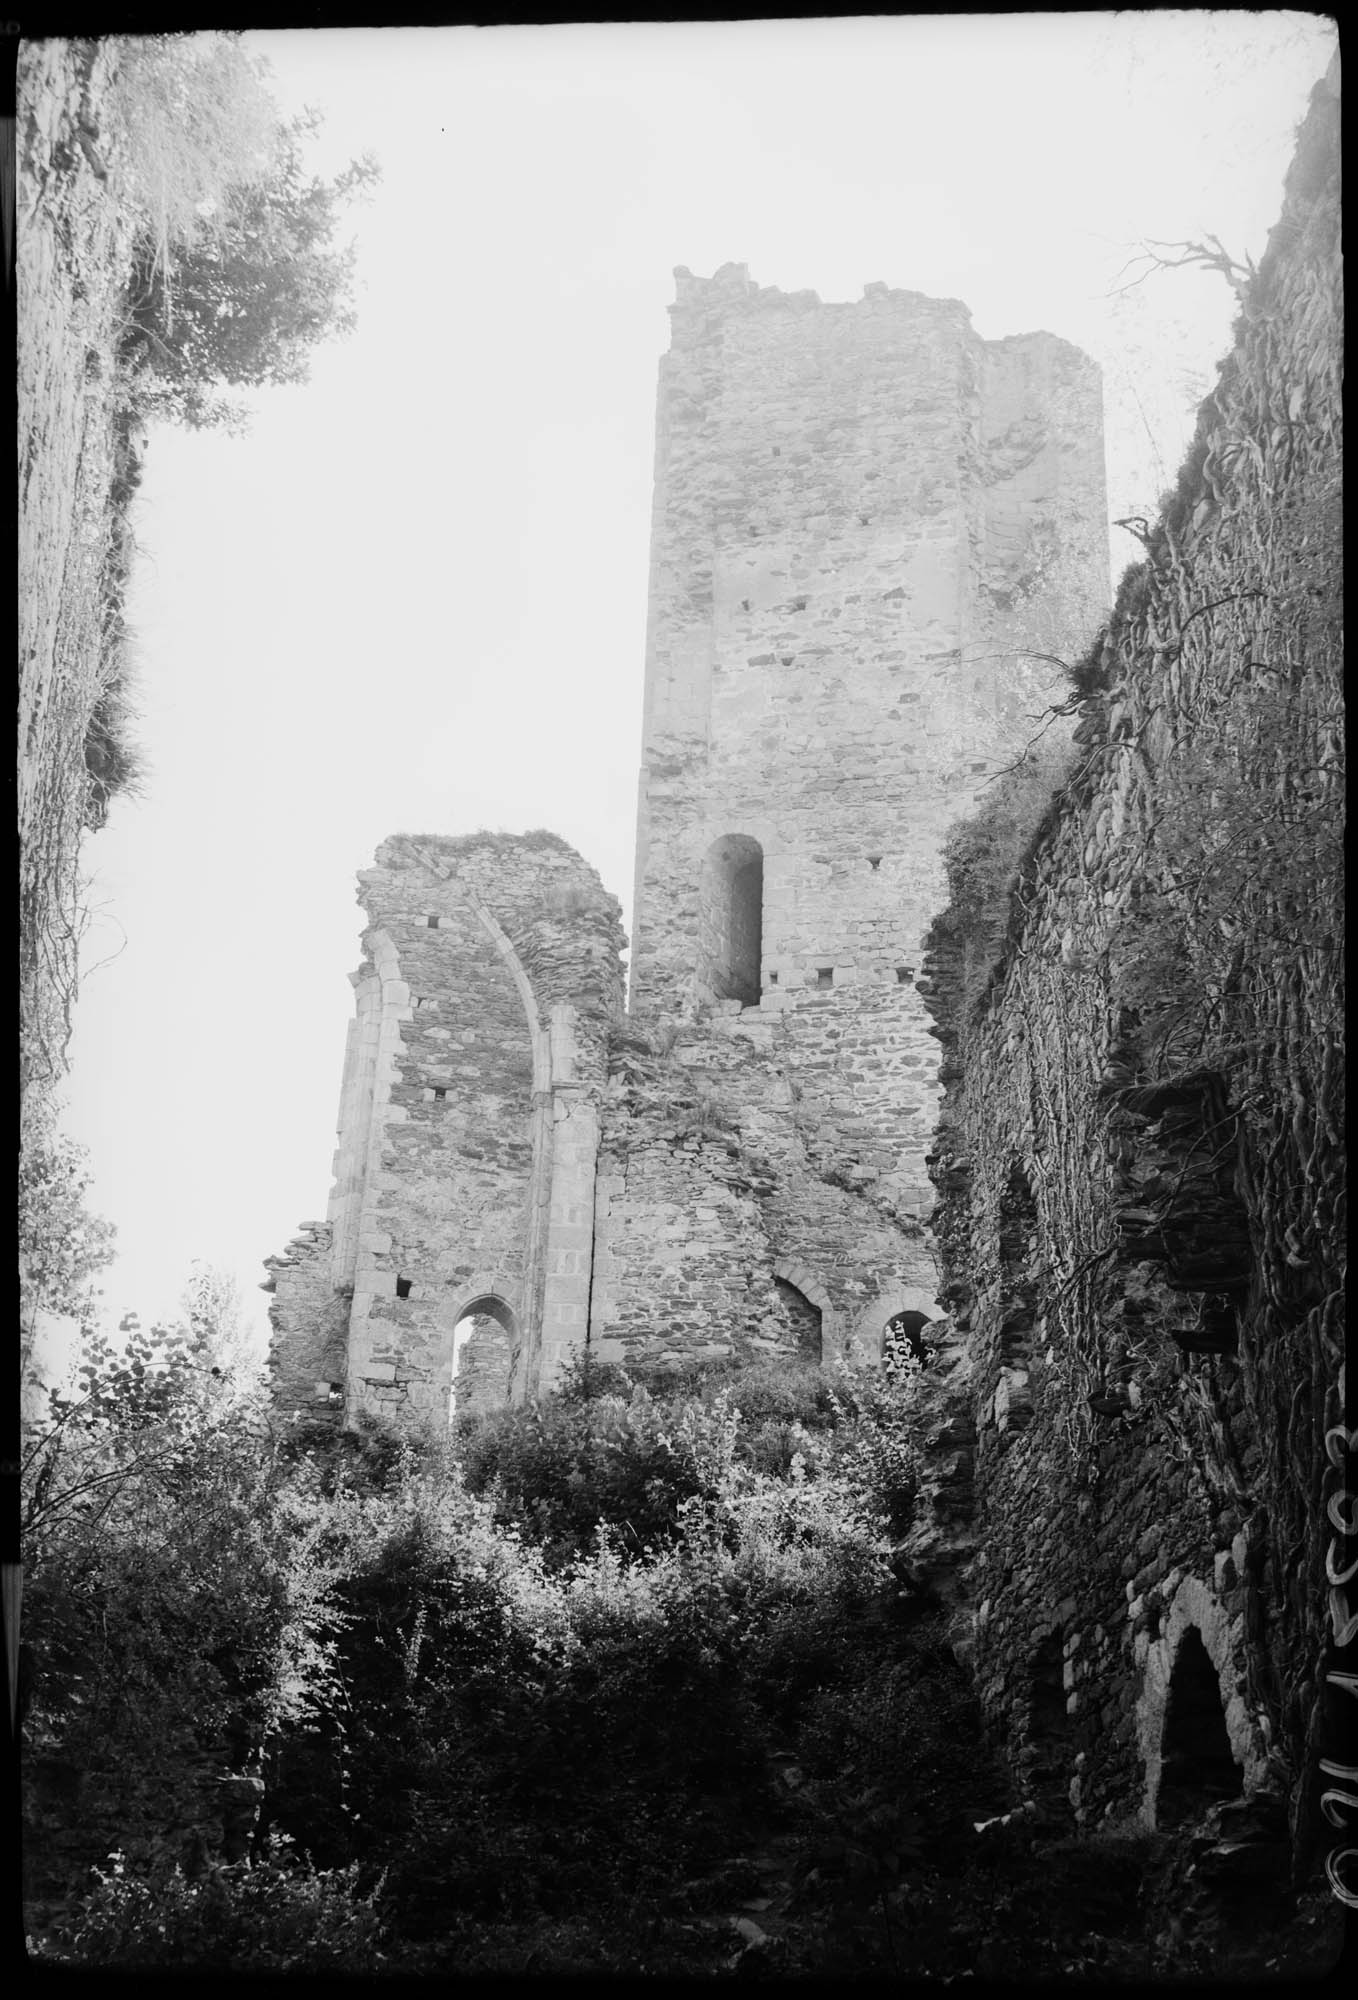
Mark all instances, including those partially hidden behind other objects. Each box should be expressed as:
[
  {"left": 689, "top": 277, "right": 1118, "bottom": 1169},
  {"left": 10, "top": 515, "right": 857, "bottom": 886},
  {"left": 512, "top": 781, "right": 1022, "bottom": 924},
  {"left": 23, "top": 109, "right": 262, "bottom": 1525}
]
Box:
[
  {"left": 29, "top": 1351, "right": 1019, "bottom": 1975},
  {"left": 22, "top": 1327, "right": 349, "bottom": 1915},
  {"left": 107, "top": 33, "right": 380, "bottom": 432},
  {"left": 45, "top": 1841, "right": 387, "bottom": 1970},
  {"left": 455, "top": 1389, "right": 713, "bottom": 1565},
  {"left": 82, "top": 617, "right": 145, "bottom": 829},
  {"left": 18, "top": 1109, "right": 116, "bottom": 1316}
]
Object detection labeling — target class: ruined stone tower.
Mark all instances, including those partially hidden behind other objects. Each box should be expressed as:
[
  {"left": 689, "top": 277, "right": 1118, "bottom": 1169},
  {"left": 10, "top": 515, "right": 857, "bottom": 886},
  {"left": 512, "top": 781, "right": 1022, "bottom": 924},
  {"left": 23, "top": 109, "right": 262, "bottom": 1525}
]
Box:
[
  {"left": 630, "top": 264, "right": 1108, "bottom": 1217},
  {"left": 268, "top": 265, "right": 1107, "bottom": 1425}
]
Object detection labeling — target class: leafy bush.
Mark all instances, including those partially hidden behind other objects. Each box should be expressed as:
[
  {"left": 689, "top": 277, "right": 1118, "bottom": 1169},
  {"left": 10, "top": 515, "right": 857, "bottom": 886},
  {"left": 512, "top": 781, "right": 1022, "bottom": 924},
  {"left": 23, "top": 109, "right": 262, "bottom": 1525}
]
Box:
[
  {"left": 46, "top": 1841, "right": 386, "bottom": 1970},
  {"left": 455, "top": 1389, "right": 712, "bottom": 1566},
  {"left": 21, "top": 1325, "right": 351, "bottom": 1914},
  {"left": 27, "top": 1338, "right": 1022, "bottom": 1975},
  {"left": 18, "top": 1110, "right": 116, "bottom": 1318},
  {"left": 108, "top": 35, "right": 381, "bottom": 431}
]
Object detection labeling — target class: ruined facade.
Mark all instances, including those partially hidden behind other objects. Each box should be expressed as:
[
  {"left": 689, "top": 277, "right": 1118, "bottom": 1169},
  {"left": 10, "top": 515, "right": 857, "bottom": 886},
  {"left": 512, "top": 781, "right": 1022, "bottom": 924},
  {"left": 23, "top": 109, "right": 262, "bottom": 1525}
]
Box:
[
  {"left": 268, "top": 267, "right": 1106, "bottom": 1418},
  {"left": 267, "top": 65, "right": 1342, "bottom": 1883},
  {"left": 919, "top": 63, "right": 1342, "bottom": 1864},
  {"left": 267, "top": 832, "right": 626, "bottom": 1420}
]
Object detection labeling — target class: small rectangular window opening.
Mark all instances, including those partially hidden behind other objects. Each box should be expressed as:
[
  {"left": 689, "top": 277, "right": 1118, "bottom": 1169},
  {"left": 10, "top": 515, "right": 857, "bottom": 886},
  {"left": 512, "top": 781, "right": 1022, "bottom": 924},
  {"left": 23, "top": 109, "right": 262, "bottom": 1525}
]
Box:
[
  {"left": 768, "top": 970, "right": 779, "bottom": 986},
  {"left": 426, "top": 915, "right": 440, "bottom": 928},
  {"left": 816, "top": 967, "right": 834, "bottom": 988},
  {"left": 395, "top": 1276, "right": 413, "bottom": 1300},
  {"left": 896, "top": 967, "right": 914, "bottom": 985},
  {"left": 432, "top": 1087, "right": 447, "bottom": 1102}
]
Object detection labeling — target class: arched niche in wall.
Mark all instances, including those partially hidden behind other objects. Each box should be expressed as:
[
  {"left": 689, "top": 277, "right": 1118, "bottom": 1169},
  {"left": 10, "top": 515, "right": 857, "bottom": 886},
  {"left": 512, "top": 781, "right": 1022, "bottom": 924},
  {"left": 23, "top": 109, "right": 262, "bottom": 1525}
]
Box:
[
  {"left": 773, "top": 1277, "right": 823, "bottom": 1362},
  {"left": 772, "top": 1258, "right": 838, "bottom": 1363},
  {"left": 850, "top": 1287, "right": 942, "bottom": 1367},
  {"left": 1025, "top": 1623, "right": 1077, "bottom": 1814},
  {"left": 994, "top": 1162, "right": 1039, "bottom": 1434},
  {"left": 1155, "top": 1627, "right": 1244, "bottom": 1829},
  {"left": 884, "top": 1308, "right": 933, "bottom": 1372},
  {"left": 698, "top": 834, "right": 764, "bottom": 1006},
  {"left": 1135, "top": 1575, "right": 1266, "bottom": 1830}
]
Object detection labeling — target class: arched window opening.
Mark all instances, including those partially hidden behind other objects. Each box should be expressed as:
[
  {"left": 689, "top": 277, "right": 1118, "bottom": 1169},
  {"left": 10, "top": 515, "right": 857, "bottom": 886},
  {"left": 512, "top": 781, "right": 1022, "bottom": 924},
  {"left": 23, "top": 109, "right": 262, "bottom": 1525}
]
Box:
[
  {"left": 1026, "top": 1625, "right": 1076, "bottom": 1812},
  {"left": 1157, "top": 1629, "right": 1242, "bottom": 1828},
  {"left": 774, "top": 1277, "right": 822, "bottom": 1362},
  {"left": 698, "top": 835, "right": 764, "bottom": 1006},
  {"left": 884, "top": 1309, "right": 932, "bottom": 1372},
  {"left": 997, "top": 1164, "right": 1039, "bottom": 1415},
  {"left": 450, "top": 1296, "right": 516, "bottom": 1419}
]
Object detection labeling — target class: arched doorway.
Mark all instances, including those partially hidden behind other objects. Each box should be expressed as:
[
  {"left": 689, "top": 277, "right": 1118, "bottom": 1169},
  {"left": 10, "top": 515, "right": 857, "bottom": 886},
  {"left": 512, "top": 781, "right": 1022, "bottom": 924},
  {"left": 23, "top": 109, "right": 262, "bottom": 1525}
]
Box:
[
  {"left": 884, "top": 1308, "right": 932, "bottom": 1372},
  {"left": 1156, "top": 1628, "right": 1243, "bottom": 1828},
  {"left": 450, "top": 1295, "right": 517, "bottom": 1418},
  {"left": 850, "top": 1288, "right": 942, "bottom": 1368},
  {"left": 698, "top": 834, "right": 763, "bottom": 1005}
]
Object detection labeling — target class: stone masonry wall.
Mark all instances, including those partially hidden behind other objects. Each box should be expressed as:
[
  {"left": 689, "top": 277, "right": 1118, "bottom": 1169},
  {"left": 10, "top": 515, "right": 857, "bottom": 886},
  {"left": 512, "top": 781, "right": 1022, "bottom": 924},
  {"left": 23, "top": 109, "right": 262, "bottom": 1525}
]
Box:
[
  {"left": 265, "top": 1220, "right": 348, "bottom": 1423},
  {"left": 592, "top": 1009, "right": 942, "bottom": 1375},
  {"left": 921, "top": 64, "right": 1341, "bottom": 1862},
  {"left": 628, "top": 263, "right": 1107, "bottom": 1229},
  {"left": 269, "top": 833, "right": 626, "bottom": 1426}
]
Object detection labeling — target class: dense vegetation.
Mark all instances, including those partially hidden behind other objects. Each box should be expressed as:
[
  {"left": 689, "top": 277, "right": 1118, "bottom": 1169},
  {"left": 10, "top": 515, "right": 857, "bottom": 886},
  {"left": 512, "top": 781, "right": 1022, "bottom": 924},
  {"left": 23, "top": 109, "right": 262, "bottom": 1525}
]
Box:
[
  {"left": 110, "top": 34, "right": 379, "bottom": 434},
  {"left": 23, "top": 1332, "right": 1192, "bottom": 1977}
]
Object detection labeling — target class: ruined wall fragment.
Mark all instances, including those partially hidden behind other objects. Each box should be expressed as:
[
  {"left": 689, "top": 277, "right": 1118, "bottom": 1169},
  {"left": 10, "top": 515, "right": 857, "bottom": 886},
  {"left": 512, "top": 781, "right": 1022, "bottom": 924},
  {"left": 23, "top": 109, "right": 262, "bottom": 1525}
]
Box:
[
  {"left": 269, "top": 832, "right": 626, "bottom": 1424},
  {"left": 922, "top": 63, "right": 1341, "bottom": 1857}
]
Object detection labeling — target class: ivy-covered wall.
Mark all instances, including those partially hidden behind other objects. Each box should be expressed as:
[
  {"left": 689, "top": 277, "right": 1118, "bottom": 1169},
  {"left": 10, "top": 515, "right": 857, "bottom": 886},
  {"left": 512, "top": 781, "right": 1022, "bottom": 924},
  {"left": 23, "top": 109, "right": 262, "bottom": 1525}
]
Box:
[{"left": 921, "top": 61, "right": 1341, "bottom": 1865}]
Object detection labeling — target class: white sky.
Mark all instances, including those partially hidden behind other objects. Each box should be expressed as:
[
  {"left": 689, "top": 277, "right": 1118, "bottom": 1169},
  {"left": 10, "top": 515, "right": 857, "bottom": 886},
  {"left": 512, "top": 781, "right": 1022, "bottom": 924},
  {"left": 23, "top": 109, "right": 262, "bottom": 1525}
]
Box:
[{"left": 55, "top": 13, "right": 1336, "bottom": 1348}]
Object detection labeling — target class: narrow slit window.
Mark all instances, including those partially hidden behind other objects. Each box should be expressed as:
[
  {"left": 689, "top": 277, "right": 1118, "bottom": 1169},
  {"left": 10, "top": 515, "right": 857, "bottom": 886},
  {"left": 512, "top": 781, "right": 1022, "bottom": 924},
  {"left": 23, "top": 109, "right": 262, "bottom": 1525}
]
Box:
[{"left": 768, "top": 970, "right": 779, "bottom": 987}]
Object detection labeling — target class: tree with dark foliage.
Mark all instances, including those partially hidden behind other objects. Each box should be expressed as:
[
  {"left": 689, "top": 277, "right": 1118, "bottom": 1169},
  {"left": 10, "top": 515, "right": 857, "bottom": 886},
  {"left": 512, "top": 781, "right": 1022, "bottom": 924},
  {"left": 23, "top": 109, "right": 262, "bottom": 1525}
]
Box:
[{"left": 122, "top": 110, "right": 379, "bottom": 427}]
